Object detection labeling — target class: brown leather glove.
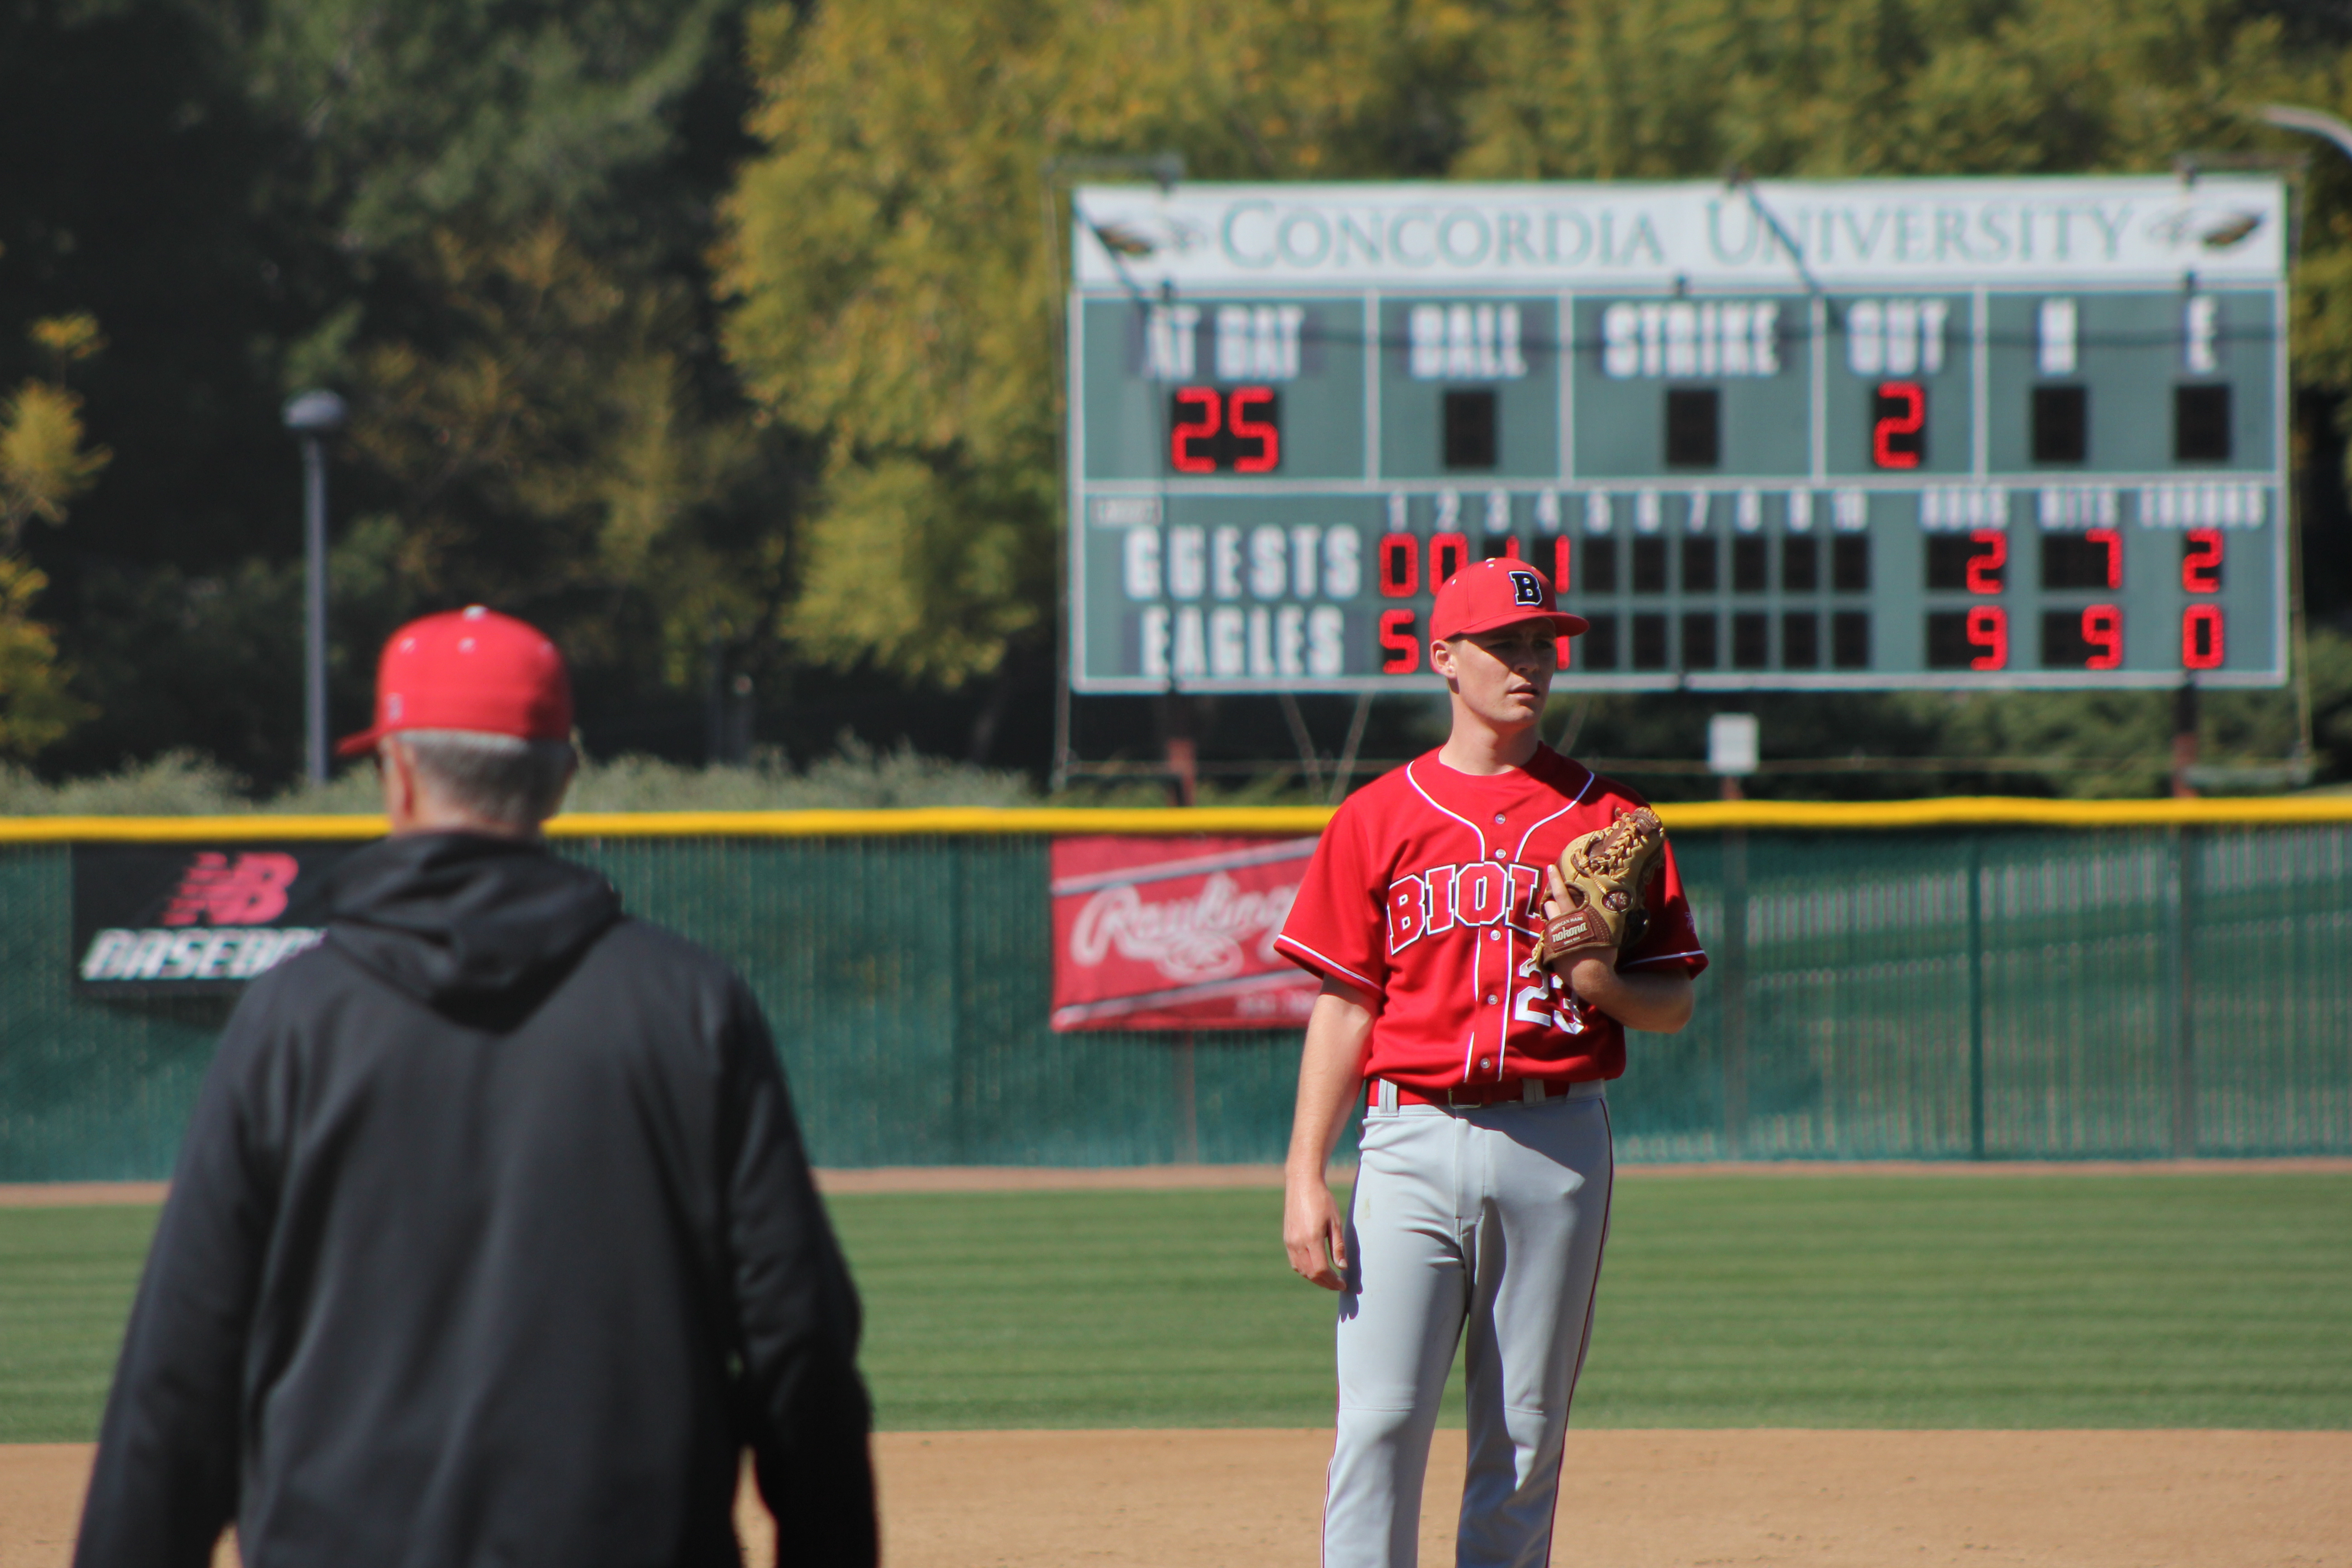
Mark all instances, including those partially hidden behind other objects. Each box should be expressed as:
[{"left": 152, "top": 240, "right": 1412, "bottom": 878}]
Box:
[{"left": 1533, "top": 806, "right": 1666, "bottom": 973}]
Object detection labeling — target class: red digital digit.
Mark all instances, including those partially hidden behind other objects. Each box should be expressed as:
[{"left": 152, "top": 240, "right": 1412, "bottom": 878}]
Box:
[
  {"left": 2182, "top": 604, "right": 2225, "bottom": 669},
  {"left": 2183, "top": 529, "right": 2223, "bottom": 593},
  {"left": 1872, "top": 380, "right": 1926, "bottom": 469},
  {"left": 1967, "top": 606, "right": 2007, "bottom": 670},
  {"left": 1554, "top": 537, "right": 1573, "bottom": 593},
  {"left": 1966, "top": 529, "right": 2007, "bottom": 595},
  {"left": 1170, "top": 387, "right": 1220, "bottom": 473},
  {"left": 2082, "top": 604, "right": 2122, "bottom": 670},
  {"left": 1429, "top": 532, "right": 1469, "bottom": 590},
  {"left": 1377, "top": 532, "right": 1418, "bottom": 597},
  {"left": 1379, "top": 609, "right": 1420, "bottom": 674},
  {"left": 2087, "top": 526, "right": 2122, "bottom": 589},
  {"left": 1228, "top": 386, "right": 1279, "bottom": 473}
]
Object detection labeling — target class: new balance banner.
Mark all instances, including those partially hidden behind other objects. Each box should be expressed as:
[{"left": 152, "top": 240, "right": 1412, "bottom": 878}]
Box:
[
  {"left": 1049, "top": 835, "right": 1319, "bottom": 1032},
  {"left": 73, "top": 843, "right": 363, "bottom": 991}
]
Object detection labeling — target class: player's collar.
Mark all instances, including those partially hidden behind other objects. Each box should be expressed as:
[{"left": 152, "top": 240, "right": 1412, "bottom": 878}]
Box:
[{"left": 1413, "top": 745, "right": 1590, "bottom": 798}]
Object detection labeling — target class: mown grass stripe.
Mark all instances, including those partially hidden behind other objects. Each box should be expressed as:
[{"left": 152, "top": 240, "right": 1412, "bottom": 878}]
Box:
[{"left": 3, "top": 1175, "right": 2344, "bottom": 1441}]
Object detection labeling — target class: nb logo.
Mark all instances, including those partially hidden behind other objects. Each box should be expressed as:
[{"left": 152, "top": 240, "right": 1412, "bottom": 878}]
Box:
[
  {"left": 1509, "top": 570, "right": 1542, "bottom": 605},
  {"left": 161, "top": 852, "right": 299, "bottom": 927}
]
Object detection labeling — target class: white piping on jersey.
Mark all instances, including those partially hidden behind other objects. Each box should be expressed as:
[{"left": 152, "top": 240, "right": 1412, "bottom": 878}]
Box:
[
  {"left": 1271, "top": 934, "right": 1380, "bottom": 994},
  {"left": 1498, "top": 764, "right": 1593, "bottom": 1081},
  {"left": 1403, "top": 761, "right": 1490, "bottom": 857},
  {"left": 1509, "top": 765, "right": 1592, "bottom": 863},
  {"left": 1464, "top": 923, "right": 1485, "bottom": 1083},
  {"left": 1405, "top": 761, "right": 1495, "bottom": 1085}
]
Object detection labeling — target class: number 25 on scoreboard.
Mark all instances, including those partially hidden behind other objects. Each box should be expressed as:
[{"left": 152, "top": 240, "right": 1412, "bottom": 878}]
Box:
[{"left": 1169, "top": 386, "right": 1281, "bottom": 474}]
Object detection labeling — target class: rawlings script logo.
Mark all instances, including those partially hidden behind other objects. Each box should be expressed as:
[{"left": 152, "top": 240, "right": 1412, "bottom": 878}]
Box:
[
  {"left": 161, "top": 851, "right": 300, "bottom": 926},
  {"left": 1069, "top": 872, "right": 1297, "bottom": 983}
]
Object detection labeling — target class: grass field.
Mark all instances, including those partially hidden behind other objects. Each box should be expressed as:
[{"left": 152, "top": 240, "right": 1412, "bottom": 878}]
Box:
[{"left": 3, "top": 1174, "right": 2346, "bottom": 1442}]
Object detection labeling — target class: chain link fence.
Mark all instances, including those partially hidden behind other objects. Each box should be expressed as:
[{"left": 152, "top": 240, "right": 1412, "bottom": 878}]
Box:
[{"left": 2, "top": 821, "right": 2347, "bottom": 1180}]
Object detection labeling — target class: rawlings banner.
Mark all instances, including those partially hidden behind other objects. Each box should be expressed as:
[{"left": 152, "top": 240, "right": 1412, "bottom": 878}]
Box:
[
  {"left": 73, "top": 843, "right": 362, "bottom": 992},
  {"left": 1050, "top": 835, "right": 1321, "bottom": 1031}
]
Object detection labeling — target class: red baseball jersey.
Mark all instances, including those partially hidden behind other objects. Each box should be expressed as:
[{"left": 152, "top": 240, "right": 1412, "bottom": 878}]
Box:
[{"left": 1274, "top": 747, "right": 1705, "bottom": 1090}]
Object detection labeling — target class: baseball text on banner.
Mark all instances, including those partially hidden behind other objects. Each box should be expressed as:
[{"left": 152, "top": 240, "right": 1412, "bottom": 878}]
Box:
[
  {"left": 1049, "top": 834, "right": 1320, "bottom": 1031},
  {"left": 73, "top": 842, "right": 362, "bottom": 992}
]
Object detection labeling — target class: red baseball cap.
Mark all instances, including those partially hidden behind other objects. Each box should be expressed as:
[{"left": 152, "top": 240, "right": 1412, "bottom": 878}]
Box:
[
  {"left": 336, "top": 606, "right": 573, "bottom": 758},
  {"left": 1429, "top": 558, "right": 1589, "bottom": 641}
]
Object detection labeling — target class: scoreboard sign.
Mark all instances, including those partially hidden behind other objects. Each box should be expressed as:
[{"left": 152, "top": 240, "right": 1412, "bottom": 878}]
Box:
[{"left": 1066, "top": 176, "right": 2288, "bottom": 691}]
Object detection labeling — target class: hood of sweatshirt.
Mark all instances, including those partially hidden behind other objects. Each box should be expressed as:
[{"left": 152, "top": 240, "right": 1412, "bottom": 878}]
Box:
[{"left": 324, "top": 832, "right": 621, "bottom": 1022}]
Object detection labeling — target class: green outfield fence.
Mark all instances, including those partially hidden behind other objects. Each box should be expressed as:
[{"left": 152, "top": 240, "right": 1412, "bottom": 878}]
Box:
[{"left": 3, "top": 799, "right": 2350, "bottom": 1180}]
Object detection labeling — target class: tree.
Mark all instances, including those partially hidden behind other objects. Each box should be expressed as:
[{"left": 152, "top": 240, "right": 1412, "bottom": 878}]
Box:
[
  {"left": 0, "top": 0, "right": 793, "bottom": 783},
  {"left": 719, "top": 0, "right": 1489, "bottom": 695},
  {"left": 0, "top": 313, "right": 108, "bottom": 756},
  {"left": 723, "top": 0, "right": 2352, "bottom": 791},
  {"left": 337, "top": 218, "right": 780, "bottom": 692}
]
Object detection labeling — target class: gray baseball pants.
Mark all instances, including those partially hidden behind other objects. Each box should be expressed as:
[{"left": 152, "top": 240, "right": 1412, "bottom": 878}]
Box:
[{"left": 1323, "top": 1082, "right": 1612, "bottom": 1568}]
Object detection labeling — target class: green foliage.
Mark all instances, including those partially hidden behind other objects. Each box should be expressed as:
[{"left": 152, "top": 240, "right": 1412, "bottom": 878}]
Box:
[
  {"left": 340, "top": 220, "right": 777, "bottom": 690},
  {"left": 0, "top": 559, "right": 86, "bottom": 759},
  {"left": 0, "top": 737, "right": 1036, "bottom": 814},
  {"left": 724, "top": 0, "right": 2352, "bottom": 712},
  {"left": 0, "top": 381, "right": 108, "bottom": 540},
  {"left": 0, "top": 314, "right": 108, "bottom": 758},
  {"left": 3, "top": 0, "right": 2351, "bottom": 787},
  {"left": 0, "top": 0, "right": 786, "bottom": 785},
  {"left": 719, "top": 0, "right": 1493, "bottom": 687},
  {"left": 238, "top": 0, "right": 738, "bottom": 250},
  {"left": 566, "top": 737, "right": 1038, "bottom": 810},
  {"left": 1458, "top": 0, "right": 2324, "bottom": 181},
  {"left": 0, "top": 750, "right": 260, "bottom": 816}
]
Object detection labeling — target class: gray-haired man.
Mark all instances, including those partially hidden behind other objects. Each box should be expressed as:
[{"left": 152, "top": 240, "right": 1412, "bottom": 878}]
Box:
[{"left": 78, "top": 607, "right": 874, "bottom": 1568}]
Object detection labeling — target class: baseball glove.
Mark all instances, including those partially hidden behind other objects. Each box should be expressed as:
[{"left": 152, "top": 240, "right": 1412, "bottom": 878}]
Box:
[{"left": 1529, "top": 806, "right": 1666, "bottom": 973}]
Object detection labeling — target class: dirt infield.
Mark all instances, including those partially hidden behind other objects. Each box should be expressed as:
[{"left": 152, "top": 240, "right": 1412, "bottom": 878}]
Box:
[
  {"left": 7, "top": 1156, "right": 2347, "bottom": 1207},
  {"left": 10, "top": 1429, "right": 2347, "bottom": 1567}
]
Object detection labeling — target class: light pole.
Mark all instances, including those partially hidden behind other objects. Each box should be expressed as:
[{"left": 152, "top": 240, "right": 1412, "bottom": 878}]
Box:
[
  {"left": 282, "top": 390, "right": 347, "bottom": 785},
  {"left": 2250, "top": 103, "right": 2352, "bottom": 783},
  {"left": 2255, "top": 103, "right": 2352, "bottom": 165}
]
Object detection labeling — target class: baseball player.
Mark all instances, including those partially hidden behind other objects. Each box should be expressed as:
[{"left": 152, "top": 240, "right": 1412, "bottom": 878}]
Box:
[{"left": 1275, "top": 558, "right": 1704, "bottom": 1568}]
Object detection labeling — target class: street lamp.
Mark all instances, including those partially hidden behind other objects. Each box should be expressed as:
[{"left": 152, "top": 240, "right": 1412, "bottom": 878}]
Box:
[
  {"left": 2248, "top": 103, "right": 2352, "bottom": 790},
  {"left": 281, "top": 390, "right": 347, "bottom": 786},
  {"left": 2255, "top": 103, "right": 2352, "bottom": 165}
]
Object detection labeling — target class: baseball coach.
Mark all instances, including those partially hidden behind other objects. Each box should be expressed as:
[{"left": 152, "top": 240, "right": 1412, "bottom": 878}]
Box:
[{"left": 74, "top": 607, "right": 876, "bottom": 1568}]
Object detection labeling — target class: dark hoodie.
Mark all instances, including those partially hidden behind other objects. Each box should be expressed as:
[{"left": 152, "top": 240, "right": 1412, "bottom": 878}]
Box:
[{"left": 75, "top": 833, "right": 875, "bottom": 1568}]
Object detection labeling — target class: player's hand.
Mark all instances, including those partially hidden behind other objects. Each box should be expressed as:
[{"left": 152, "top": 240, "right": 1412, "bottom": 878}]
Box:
[
  {"left": 1541, "top": 864, "right": 1616, "bottom": 975},
  {"left": 1283, "top": 1176, "right": 1349, "bottom": 1291}
]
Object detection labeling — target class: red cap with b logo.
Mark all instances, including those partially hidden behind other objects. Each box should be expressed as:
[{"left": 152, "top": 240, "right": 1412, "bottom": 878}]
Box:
[
  {"left": 1428, "top": 558, "right": 1589, "bottom": 642},
  {"left": 335, "top": 606, "right": 573, "bottom": 757}
]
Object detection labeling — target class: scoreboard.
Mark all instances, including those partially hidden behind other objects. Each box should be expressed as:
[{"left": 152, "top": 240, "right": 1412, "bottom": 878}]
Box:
[{"left": 1066, "top": 176, "right": 2289, "bottom": 691}]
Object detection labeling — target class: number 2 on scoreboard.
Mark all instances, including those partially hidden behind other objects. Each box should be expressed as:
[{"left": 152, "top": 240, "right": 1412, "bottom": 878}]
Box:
[
  {"left": 1872, "top": 380, "right": 1926, "bottom": 469},
  {"left": 1170, "top": 387, "right": 1220, "bottom": 473}
]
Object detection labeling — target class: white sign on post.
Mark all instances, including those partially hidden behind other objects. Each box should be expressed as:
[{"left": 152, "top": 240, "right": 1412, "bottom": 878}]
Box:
[{"left": 1709, "top": 713, "right": 1761, "bottom": 777}]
